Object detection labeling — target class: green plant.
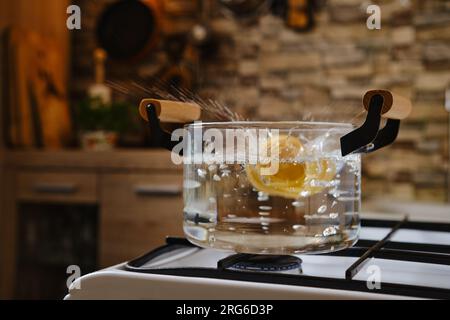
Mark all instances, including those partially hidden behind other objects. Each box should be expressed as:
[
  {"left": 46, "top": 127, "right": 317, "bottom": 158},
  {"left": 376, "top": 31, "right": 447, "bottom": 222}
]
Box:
[{"left": 75, "top": 98, "right": 137, "bottom": 133}]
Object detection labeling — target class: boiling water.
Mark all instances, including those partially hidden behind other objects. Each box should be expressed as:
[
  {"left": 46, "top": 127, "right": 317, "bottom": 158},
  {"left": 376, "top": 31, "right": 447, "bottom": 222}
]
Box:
[{"left": 183, "top": 130, "right": 361, "bottom": 255}]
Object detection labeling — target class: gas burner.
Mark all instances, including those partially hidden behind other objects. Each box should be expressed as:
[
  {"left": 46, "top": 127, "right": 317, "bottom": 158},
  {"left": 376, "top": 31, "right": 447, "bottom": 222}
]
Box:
[{"left": 218, "top": 254, "right": 302, "bottom": 273}]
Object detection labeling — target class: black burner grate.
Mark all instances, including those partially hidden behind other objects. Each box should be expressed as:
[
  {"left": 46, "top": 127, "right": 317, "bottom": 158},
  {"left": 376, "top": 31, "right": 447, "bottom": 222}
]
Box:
[{"left": 125, "top": 218, "right": 450, "bottom": 299}]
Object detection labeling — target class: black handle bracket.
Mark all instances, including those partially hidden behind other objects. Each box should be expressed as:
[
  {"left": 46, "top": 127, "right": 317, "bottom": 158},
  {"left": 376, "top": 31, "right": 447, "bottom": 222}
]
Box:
[
  {"left": 146, "top": 103, "right": 180, "bottom": 151},
  {"left": 340, "top": 94, "right": 400, "bottom": 156}
]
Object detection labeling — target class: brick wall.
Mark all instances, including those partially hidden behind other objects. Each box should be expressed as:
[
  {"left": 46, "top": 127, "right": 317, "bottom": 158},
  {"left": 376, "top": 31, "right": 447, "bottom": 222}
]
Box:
[{"left": 71, "top": 0, "right": 450, "bottom": 203}]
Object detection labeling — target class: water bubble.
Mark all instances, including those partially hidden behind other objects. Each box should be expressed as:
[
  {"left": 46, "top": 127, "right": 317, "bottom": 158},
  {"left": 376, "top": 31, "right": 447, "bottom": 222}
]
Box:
[
  {"left": 329, "top": 189, "right": 348, "bottom": 198},
  {"left": 300, "top": 191, "right": 311, "bottom": 197},
  {"left": 257, "top": 191, "right": 269, "bottom": 201},
  {"left": 292, "top": 201, "right": 304, "bottom": 207},
  {"left": 227, "top": 214, "right": 237, "bottom": 218},
  {"left": 309, "top": 179, "right": 332, "bottom": 188},
  {"left": 317, "top": 205, "right": 327, "bottom": 214},
  {"left": 197, "top": 168, "right": 207, "bottom": 179},
  {"left": 292, "top": 224, "right": 305, "bottom": 231},
  {"left": 258, "top": 211, "right": 270, "bottom": 216},
  {"left": 322, "top": 226, "right": 337, "bottom": 236},
  {"left": 329, "top": 213, "right": 339, "bottom": 219},
  {"left": 337, "top": 196, "right": 359, "bottom": 201},
  {"left": 228, "top": 227, "right": 236, "bottom": 231},
  {"left": 259, "top": 205, "right": 272, "bottom": 211},
  {"left": 184, "top": 180, "right": 201, "bottom": 189},
  {"left": 262, "top": 226, "right": 269, "bottom": 231},
  {"left": 330, "top": 179, "right": 340, "bottom": 187},
  {"left": 299, "top": 134, "right": 310, "bottom": 143},
  {"left": 213, "top": 174, "right": 221, "bottom": 181},
  {"left": 221, "top": 170, "right": 231, "bottom": 177}
]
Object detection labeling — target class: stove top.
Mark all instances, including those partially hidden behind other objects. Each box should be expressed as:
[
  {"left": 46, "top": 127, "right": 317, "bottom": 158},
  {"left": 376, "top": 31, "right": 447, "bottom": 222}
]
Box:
[{"left": 66, "top": 214, "right": 450, "bottom": 300}]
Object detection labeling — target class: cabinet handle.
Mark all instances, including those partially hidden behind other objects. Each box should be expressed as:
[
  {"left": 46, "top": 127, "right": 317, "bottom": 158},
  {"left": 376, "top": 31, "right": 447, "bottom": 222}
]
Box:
[
  {"left": 134, "top": 184, "right": 182, "bottom": 196},
  {"left": 33, "top": 183, "right": 78, "bottom": 194}
]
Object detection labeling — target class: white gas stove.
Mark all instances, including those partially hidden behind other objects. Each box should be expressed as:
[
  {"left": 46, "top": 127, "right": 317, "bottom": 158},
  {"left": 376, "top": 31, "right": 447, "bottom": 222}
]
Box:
[{"left": 65, "top": 211, "right": 450, "bottom": 300}]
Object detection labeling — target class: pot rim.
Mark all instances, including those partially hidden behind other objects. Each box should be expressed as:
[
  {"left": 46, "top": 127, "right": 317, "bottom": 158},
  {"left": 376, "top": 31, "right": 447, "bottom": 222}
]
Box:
[{"left": 185, "top": 121, "right": 355, "bottom": 130}]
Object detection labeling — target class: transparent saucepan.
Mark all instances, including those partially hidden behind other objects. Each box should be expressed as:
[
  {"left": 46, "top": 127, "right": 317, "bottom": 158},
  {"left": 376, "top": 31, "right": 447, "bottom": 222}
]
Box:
[
  {"left": 182, "top": 121, "right": 361, "bottom": 255},
  {"left": 139, "top": 90, "right": 410, "bottom": 255}
]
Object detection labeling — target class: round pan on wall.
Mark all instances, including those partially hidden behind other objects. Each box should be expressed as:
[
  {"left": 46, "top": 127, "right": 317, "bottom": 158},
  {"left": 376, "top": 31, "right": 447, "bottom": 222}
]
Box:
[{"left": 96, "top": 0, "right": 162, "bottom": 61}]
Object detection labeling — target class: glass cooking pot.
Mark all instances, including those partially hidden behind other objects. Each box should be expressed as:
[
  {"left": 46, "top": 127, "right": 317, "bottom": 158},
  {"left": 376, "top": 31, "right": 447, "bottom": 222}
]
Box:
[
  {"left": 138, "top": 90, "right": 410, "bottom": 255},
  {"left": 182, "top": 121, "right": 361, "bottom": 254}
]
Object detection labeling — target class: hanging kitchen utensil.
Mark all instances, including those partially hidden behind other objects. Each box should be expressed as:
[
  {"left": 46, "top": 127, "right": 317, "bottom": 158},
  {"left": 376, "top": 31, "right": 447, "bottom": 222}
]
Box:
[
  {"left": 157, "top": 32, "right": 200, "bottom": 93},
  {"left": 286, "top": 0, "right": 315, "bottom": 31},
  {"left": 219, "top": 0, "right": 272, "bottom": 24},
  {"left": 188, "top": 0, "right": 218, "bottom": 59},
  {"left": 158, "top": 64, "right": 195, "bottom": 90},
  {"left": 189, "top": 0, "right": 211, "bottom": 47},
  {"left": 96, "top": 0, "right": 162, "bottom": 61},
  {"left": 271, "top": 0, "right": 316, "bottom": 31}
]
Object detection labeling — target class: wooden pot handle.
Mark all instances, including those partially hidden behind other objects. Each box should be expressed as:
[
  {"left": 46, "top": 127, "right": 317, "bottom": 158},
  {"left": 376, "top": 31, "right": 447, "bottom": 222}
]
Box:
[
  {"left": 139, "top": 99, "right": 201, "bottom": 123},
  {"left": 363, "top": 90, "right": 412, "bottom": 120}
]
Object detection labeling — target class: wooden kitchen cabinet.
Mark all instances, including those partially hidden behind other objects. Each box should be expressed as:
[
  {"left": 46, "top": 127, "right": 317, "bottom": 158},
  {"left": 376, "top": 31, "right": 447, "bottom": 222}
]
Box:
[
  {"left": 0, "top": 149, "right": 183, "bottom": 299},
  {"left": 99, "top": 173, "right": 184, "bottom": 266},
  {"left": 16, "top": 171, "right": 98, "bottom": 204}
]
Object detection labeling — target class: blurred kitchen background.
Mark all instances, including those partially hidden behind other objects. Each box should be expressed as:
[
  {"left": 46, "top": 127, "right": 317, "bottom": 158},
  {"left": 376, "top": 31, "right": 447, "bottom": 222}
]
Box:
[{"left": 0, "top": 0, "right": 449, "bottom": 299}]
